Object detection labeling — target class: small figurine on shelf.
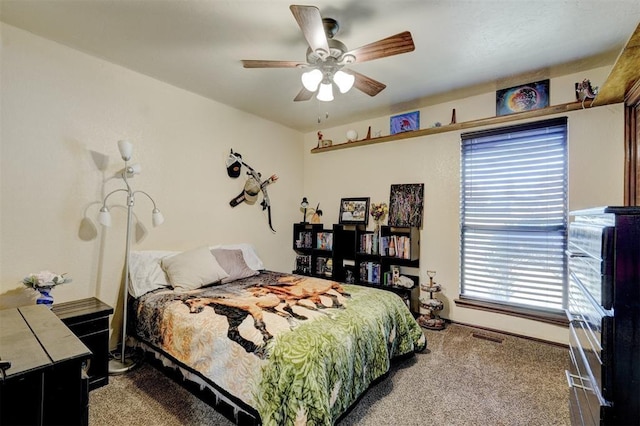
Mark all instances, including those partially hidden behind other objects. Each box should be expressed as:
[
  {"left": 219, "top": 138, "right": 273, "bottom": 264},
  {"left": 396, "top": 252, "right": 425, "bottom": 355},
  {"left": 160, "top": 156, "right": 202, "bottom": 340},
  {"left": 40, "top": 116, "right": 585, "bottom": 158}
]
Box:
[{"left": 418, "top": 270, "right": 446, "bottom": 330}]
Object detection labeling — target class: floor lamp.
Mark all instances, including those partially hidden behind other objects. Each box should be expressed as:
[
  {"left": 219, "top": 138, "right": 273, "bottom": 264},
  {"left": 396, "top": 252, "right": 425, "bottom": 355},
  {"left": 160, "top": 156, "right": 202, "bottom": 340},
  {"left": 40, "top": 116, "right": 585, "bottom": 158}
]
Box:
[{"left": 98, "top": 140, "right": 164, "bottom": 374}]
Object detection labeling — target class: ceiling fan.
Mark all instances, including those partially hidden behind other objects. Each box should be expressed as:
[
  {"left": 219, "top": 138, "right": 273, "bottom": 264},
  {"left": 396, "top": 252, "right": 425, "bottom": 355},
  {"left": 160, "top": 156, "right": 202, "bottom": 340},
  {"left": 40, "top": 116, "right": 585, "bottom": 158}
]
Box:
[{"left": 241, "top": 5, "right": 415, "bottom": 102}]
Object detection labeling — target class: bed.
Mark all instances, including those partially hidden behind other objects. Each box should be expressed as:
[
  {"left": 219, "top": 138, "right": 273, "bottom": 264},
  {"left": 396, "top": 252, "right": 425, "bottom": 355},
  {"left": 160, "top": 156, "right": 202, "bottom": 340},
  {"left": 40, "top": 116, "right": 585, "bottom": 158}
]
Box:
[{"left": 128, "top": 244, "right": 427, "bottom": 425}]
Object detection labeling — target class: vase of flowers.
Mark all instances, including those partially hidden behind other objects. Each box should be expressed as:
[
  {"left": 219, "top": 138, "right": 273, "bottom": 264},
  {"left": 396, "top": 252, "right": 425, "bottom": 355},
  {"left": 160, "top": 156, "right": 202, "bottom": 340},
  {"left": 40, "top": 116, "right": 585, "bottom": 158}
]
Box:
[
  {"left": 370, "top": 202, "right": 389, "bottom": 255},
  {"left": 22, "top": 270, "right": 71, "bottom": 308}
]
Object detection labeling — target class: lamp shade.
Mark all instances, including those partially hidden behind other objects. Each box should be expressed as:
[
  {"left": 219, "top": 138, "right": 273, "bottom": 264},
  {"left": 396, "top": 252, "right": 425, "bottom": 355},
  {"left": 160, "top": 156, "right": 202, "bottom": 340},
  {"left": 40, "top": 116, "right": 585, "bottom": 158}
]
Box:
[
  {"left": 301, "top": 197, "right": 309, "bottom": 208},
  {"left": 301, "top": 69, "right": 323, "bottom": 92},
  {"left": 126, "top": 163, "right": 142, "bottom": 176},
  {"left": 333, "top": 70, "right": 355, "bottom": 94},
  {"left": 117, "top": 139, "right": 133, "bottom": 161},
  {"left": 317, "top": 82, "right": 334, "bottom": 102},
  {"left": 152, "top": 208, "right": 165, "bottom": 227},
  {"left": 98, "top": 207, "right": 112, "bottom": 227}
]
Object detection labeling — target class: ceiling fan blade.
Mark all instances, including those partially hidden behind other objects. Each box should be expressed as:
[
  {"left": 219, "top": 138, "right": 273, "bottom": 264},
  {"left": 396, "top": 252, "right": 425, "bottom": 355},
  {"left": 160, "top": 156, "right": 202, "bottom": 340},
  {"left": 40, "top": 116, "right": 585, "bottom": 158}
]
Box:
[
  {"left": 290, "top": 5, "right": 329, "bottom": 56},
  {"left": 352, "top": 71, "right": 386, "bottom": 97},
  {"left": 345, "top": 31, "right": 415, "bottom": 63},
  {"left": 294, "top": 87, "right": 314, "bottom": 102},
  {"left": 242, "top": 60, "right": 305, "bottom": 68}
]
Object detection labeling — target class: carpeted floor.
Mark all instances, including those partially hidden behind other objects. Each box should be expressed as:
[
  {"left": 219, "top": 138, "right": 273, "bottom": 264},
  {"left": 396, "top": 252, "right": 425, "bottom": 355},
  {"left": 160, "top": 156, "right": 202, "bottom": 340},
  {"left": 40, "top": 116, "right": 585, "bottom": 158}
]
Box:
[{"left": 89, "top": 324, "right": 570, "bottom": 425}]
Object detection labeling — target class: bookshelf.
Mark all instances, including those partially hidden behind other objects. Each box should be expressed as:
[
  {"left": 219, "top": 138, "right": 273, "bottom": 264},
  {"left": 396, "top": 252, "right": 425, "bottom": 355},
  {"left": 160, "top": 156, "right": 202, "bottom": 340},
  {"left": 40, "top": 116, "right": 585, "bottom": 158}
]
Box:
[
  {"left": 292, "top": 222, "right": 421, "bottom": 314},
  {"left": 292, "top": 222, "right": 336, "bottom": 278}
]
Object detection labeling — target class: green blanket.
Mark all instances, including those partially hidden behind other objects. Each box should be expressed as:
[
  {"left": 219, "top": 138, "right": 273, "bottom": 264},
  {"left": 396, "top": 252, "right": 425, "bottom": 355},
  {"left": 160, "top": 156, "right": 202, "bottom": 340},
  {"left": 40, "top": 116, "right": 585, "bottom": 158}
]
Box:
[{"left": 133, "top": 271, "right": 426, "bottom": 425}]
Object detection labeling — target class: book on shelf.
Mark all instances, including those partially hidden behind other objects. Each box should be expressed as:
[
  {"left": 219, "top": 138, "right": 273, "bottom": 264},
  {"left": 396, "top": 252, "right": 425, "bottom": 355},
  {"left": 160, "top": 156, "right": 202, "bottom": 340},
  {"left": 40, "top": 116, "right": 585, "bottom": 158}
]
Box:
[
  {"left": 383, "top": 271, "right": 392, "bottom": 286},
  {"left": 316, "top": 232, "right": 333, "bottom": 250},
  {"left": 312, "top": 257, "right": 333, "bottom": 277},
  {"left": 380, "top": 235, "right": 412, "bottom": 259},
  {"left": 359, "top": 232, "right": 379, "bottom": 255},
  {"left": 295, "top": 231, "right": 313, "bottom": 249},
  {"left": 295, "top": 255, "right": 312, "bottom": 274},
  {"left": 359, "top": 261, "right": 381, "bottom": 284},
  {"left": 324, "top": 258, "right": 333, "bottom": 277}
]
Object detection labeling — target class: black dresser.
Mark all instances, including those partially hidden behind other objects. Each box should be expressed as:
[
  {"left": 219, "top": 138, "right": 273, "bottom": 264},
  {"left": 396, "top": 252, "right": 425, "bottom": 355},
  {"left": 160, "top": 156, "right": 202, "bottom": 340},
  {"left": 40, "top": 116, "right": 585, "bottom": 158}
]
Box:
[
  {"left": 0, "top": 305, "right": 91, "bottom": 426},
  {"left": 566, "top": 206, "right": 640, "bottom": 425}
]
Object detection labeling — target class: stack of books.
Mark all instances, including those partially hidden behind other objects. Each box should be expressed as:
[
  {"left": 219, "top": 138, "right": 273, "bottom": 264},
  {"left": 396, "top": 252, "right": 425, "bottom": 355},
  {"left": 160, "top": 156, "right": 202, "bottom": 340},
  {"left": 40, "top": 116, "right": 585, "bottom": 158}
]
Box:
[
  {"left": 359, "top": 233, "right": 379, "bottom": 255},
  {"left": 295, "top": 255, "right": 312, "bottom": 274},
  {"left": 379, "top": 235, "right": 412, "bottom": 259},
  {"left": 295, "top": 231, "right": 313, "bottom": 249},
  {"left": 359, "top": 262, "right": 381, "bottom": 284}
]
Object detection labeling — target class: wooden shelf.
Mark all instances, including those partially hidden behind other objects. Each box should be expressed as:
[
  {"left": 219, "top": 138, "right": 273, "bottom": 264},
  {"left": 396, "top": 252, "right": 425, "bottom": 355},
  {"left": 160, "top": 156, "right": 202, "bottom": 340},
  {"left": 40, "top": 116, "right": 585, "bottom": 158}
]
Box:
[
  {"left": 311, "top": 100, "right": 596, "bottom": 153},
  {"left": 311, "top": 23, "right": 640, "bottom": 154}
]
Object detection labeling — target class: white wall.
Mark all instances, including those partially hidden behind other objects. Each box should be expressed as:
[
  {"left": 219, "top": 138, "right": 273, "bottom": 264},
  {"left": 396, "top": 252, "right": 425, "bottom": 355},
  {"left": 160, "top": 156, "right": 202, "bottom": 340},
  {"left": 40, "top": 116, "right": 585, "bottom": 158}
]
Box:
[
  {"left": 1, "top": 22, "right": 626, "bottom": 346},
  {"left": 0, "top": 24, "right": 304, "bottom": 346},
  {"left": 302, "top": 67, "right": 624, "bottom": 344}
]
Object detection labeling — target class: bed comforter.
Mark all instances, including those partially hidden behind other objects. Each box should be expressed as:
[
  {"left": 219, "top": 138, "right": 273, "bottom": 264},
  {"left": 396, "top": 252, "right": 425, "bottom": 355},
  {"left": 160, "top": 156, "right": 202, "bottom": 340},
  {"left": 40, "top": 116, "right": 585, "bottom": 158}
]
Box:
[{"left": 132, "top": 271, "right": 426, "bottom": 425}]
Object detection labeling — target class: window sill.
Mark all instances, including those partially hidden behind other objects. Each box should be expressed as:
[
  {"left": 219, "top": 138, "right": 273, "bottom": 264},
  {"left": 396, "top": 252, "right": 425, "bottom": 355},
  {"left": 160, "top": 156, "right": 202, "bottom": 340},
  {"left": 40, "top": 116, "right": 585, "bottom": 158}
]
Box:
[{"left": 454, "top": 296, "right": 569, "bottom": 327}]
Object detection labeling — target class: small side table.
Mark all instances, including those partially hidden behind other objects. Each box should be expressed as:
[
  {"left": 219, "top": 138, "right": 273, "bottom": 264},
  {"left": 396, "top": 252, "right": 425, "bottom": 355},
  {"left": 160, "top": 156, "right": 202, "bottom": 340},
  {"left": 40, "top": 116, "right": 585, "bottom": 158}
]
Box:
[{"left": 52, "top": 297, "right": 114, "bottom": 390}]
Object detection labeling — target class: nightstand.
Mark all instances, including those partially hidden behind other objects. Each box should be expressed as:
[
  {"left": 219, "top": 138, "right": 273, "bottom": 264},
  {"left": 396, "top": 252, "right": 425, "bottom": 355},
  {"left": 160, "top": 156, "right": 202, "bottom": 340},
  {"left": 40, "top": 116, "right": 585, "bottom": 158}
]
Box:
[{"left": 52, "top": 297, "right": 114, "bottom": 390}]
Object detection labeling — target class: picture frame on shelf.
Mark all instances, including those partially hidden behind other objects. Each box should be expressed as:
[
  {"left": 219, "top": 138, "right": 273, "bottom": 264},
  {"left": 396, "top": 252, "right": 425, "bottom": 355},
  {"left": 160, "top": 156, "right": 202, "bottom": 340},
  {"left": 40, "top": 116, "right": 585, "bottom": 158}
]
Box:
[
  {"left": 390, "top": 111, "right": 420, "bottom": 134},
  {"left": 496, "top": 79, "right": 549, "bottom": 116},
  {"left": 339, "top": 197, "right": 370, "bottom": 225}
]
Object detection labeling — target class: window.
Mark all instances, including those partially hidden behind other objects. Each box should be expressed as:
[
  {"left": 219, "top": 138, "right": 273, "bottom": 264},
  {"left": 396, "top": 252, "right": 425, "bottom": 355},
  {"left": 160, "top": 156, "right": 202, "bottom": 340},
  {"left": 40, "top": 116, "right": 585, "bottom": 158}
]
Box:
[{"left": 460, "top": 117, "right": 568, "bottom": 313}]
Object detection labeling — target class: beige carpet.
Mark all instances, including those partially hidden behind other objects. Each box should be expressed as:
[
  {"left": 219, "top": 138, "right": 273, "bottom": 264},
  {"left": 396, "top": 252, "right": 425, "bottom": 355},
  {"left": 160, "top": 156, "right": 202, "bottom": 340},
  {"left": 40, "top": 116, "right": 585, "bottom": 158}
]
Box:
[{"left": 89, "top": 324, "right": 570, "bottom": 425}]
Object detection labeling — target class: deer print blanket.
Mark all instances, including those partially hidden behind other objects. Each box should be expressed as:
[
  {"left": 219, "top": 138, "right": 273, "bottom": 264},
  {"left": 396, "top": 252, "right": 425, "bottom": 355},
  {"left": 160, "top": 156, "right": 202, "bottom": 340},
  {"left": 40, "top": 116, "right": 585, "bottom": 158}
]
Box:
[{"left": 132, "top": 271, "right": 426, "bottom": 425}]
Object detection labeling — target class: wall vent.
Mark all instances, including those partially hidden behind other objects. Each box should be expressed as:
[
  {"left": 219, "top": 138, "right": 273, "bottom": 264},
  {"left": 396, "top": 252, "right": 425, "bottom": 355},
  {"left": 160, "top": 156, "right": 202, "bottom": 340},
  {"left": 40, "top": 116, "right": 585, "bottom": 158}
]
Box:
[{"left": 471, "top": 332, "right": 504, "bottom": 344}]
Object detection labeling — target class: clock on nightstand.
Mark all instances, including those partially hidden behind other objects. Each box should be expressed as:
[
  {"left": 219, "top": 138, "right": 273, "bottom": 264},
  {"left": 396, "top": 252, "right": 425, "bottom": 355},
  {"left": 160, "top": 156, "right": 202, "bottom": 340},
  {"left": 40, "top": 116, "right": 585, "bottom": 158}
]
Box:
[{"left": 52, "top": 297, "right": 114, "bottom": 390}]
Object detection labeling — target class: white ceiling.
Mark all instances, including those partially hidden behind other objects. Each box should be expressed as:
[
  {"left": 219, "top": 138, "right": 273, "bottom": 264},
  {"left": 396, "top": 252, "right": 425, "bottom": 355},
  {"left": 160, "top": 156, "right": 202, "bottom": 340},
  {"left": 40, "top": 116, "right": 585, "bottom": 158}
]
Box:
[{"left": 2, "top": 1, "right": 639, "bottom": 133}]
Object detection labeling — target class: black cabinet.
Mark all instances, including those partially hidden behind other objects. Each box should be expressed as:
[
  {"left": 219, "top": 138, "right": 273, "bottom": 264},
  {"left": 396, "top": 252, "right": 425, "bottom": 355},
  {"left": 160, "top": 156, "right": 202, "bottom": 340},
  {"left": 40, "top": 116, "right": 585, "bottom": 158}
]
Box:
[
  {"left": 566, "top": 206, "right": 640, "bottom": 425},
  {"left": 52, "top": 297, "right": 114, "bottom": 391},
  {"left": 292, "top": 223, "right": 420, "bottom": 314},
  {"left": 0, "top": 305, "right": 91, "bottom": 426}
]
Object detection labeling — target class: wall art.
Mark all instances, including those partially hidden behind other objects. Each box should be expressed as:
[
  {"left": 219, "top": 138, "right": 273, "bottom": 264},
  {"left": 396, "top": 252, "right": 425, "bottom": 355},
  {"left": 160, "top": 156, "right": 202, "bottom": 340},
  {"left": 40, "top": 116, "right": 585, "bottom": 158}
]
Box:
[
  {"left": 496, "top": 79, "right": 549, "bottom": 116},
  {"left": 390, "top": 111, "right": 420, "bottom": 134},
  {"left": 388, "top": 184, "right": 424, "bottom": 227}
]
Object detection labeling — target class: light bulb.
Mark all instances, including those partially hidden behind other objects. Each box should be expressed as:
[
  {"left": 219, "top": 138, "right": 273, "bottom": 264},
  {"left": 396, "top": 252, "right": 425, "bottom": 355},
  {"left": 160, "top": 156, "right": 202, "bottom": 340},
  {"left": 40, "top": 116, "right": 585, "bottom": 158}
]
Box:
[
  {"left": 333, "top": 70, "right": 355, "bottom": 93},
  {"left": 117, "top": 140, "right": 133, "bottom": 161},
  {"left": 317, "top": 82, "right": 334, "bottom": 102},
  {"left": 152, "top": 208, "right": 165, "bottom": 227},
  {"left": 301, "top": 69, "right": 323, "bottom": 92},
  {"left": 98, "top": 206, "right": 112, "bottom": 227},
  {"left": 126, "top": 163, "right": 142, "bottom": 176}
]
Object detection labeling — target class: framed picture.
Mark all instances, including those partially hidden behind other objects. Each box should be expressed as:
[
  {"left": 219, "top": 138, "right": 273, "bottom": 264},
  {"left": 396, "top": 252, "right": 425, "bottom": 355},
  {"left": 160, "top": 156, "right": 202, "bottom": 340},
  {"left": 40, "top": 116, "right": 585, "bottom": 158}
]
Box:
[
  {"left": 390, "top": 111, "right": 420, "bottom": 134},
  {"left": 389, "top": 184, "right": 424, "bottom": 227},
  {"left": 496, "top": 79, "right": 549, "bottom": 116},
  {"left": 339, "top": 197, "right": 370, "bottom": 225}
]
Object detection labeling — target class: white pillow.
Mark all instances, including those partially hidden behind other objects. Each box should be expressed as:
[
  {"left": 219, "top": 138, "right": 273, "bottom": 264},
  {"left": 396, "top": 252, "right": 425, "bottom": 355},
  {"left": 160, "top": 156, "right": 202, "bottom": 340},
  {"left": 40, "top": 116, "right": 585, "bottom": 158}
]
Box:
[
  {"left": 209, "top": 243, "right": 265, "bottom": 271},
  {"left": 129, "top": 250, "right": 178, "bottom": 297},
  {"left": 161, "top": 246, "right": 229, "bottom": 291}
]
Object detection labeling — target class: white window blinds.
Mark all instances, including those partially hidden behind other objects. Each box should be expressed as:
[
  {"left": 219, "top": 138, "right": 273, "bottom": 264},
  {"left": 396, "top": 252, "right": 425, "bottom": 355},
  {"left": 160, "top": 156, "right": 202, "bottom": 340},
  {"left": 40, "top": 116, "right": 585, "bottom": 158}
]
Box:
[{"left": 460, "top": 117, "right": 568, "bottom": 312}]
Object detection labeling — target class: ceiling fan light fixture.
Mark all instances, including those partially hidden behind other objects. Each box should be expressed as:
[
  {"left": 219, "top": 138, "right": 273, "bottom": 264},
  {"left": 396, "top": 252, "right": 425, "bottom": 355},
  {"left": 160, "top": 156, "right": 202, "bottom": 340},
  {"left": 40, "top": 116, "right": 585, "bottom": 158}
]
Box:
[
  {"left": 333, "top": 70, "right": 355, "bottom": 93},
  {"left": 317, "top": 82, "right": 334, "bottom": 102},
  {"left": 301, "top": 69, "right": 323, "bottom": 91}
]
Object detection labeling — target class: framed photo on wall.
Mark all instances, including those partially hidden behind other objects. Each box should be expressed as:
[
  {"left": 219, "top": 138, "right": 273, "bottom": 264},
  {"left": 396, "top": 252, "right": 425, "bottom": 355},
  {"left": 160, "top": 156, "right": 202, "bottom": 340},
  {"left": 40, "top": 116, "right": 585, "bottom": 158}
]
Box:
[
  {"left": 388, "top": 184, "right": 424, "bottom": 227},
  {"left": 339, "top": 197, "right": 370, "bottom": 225}
]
